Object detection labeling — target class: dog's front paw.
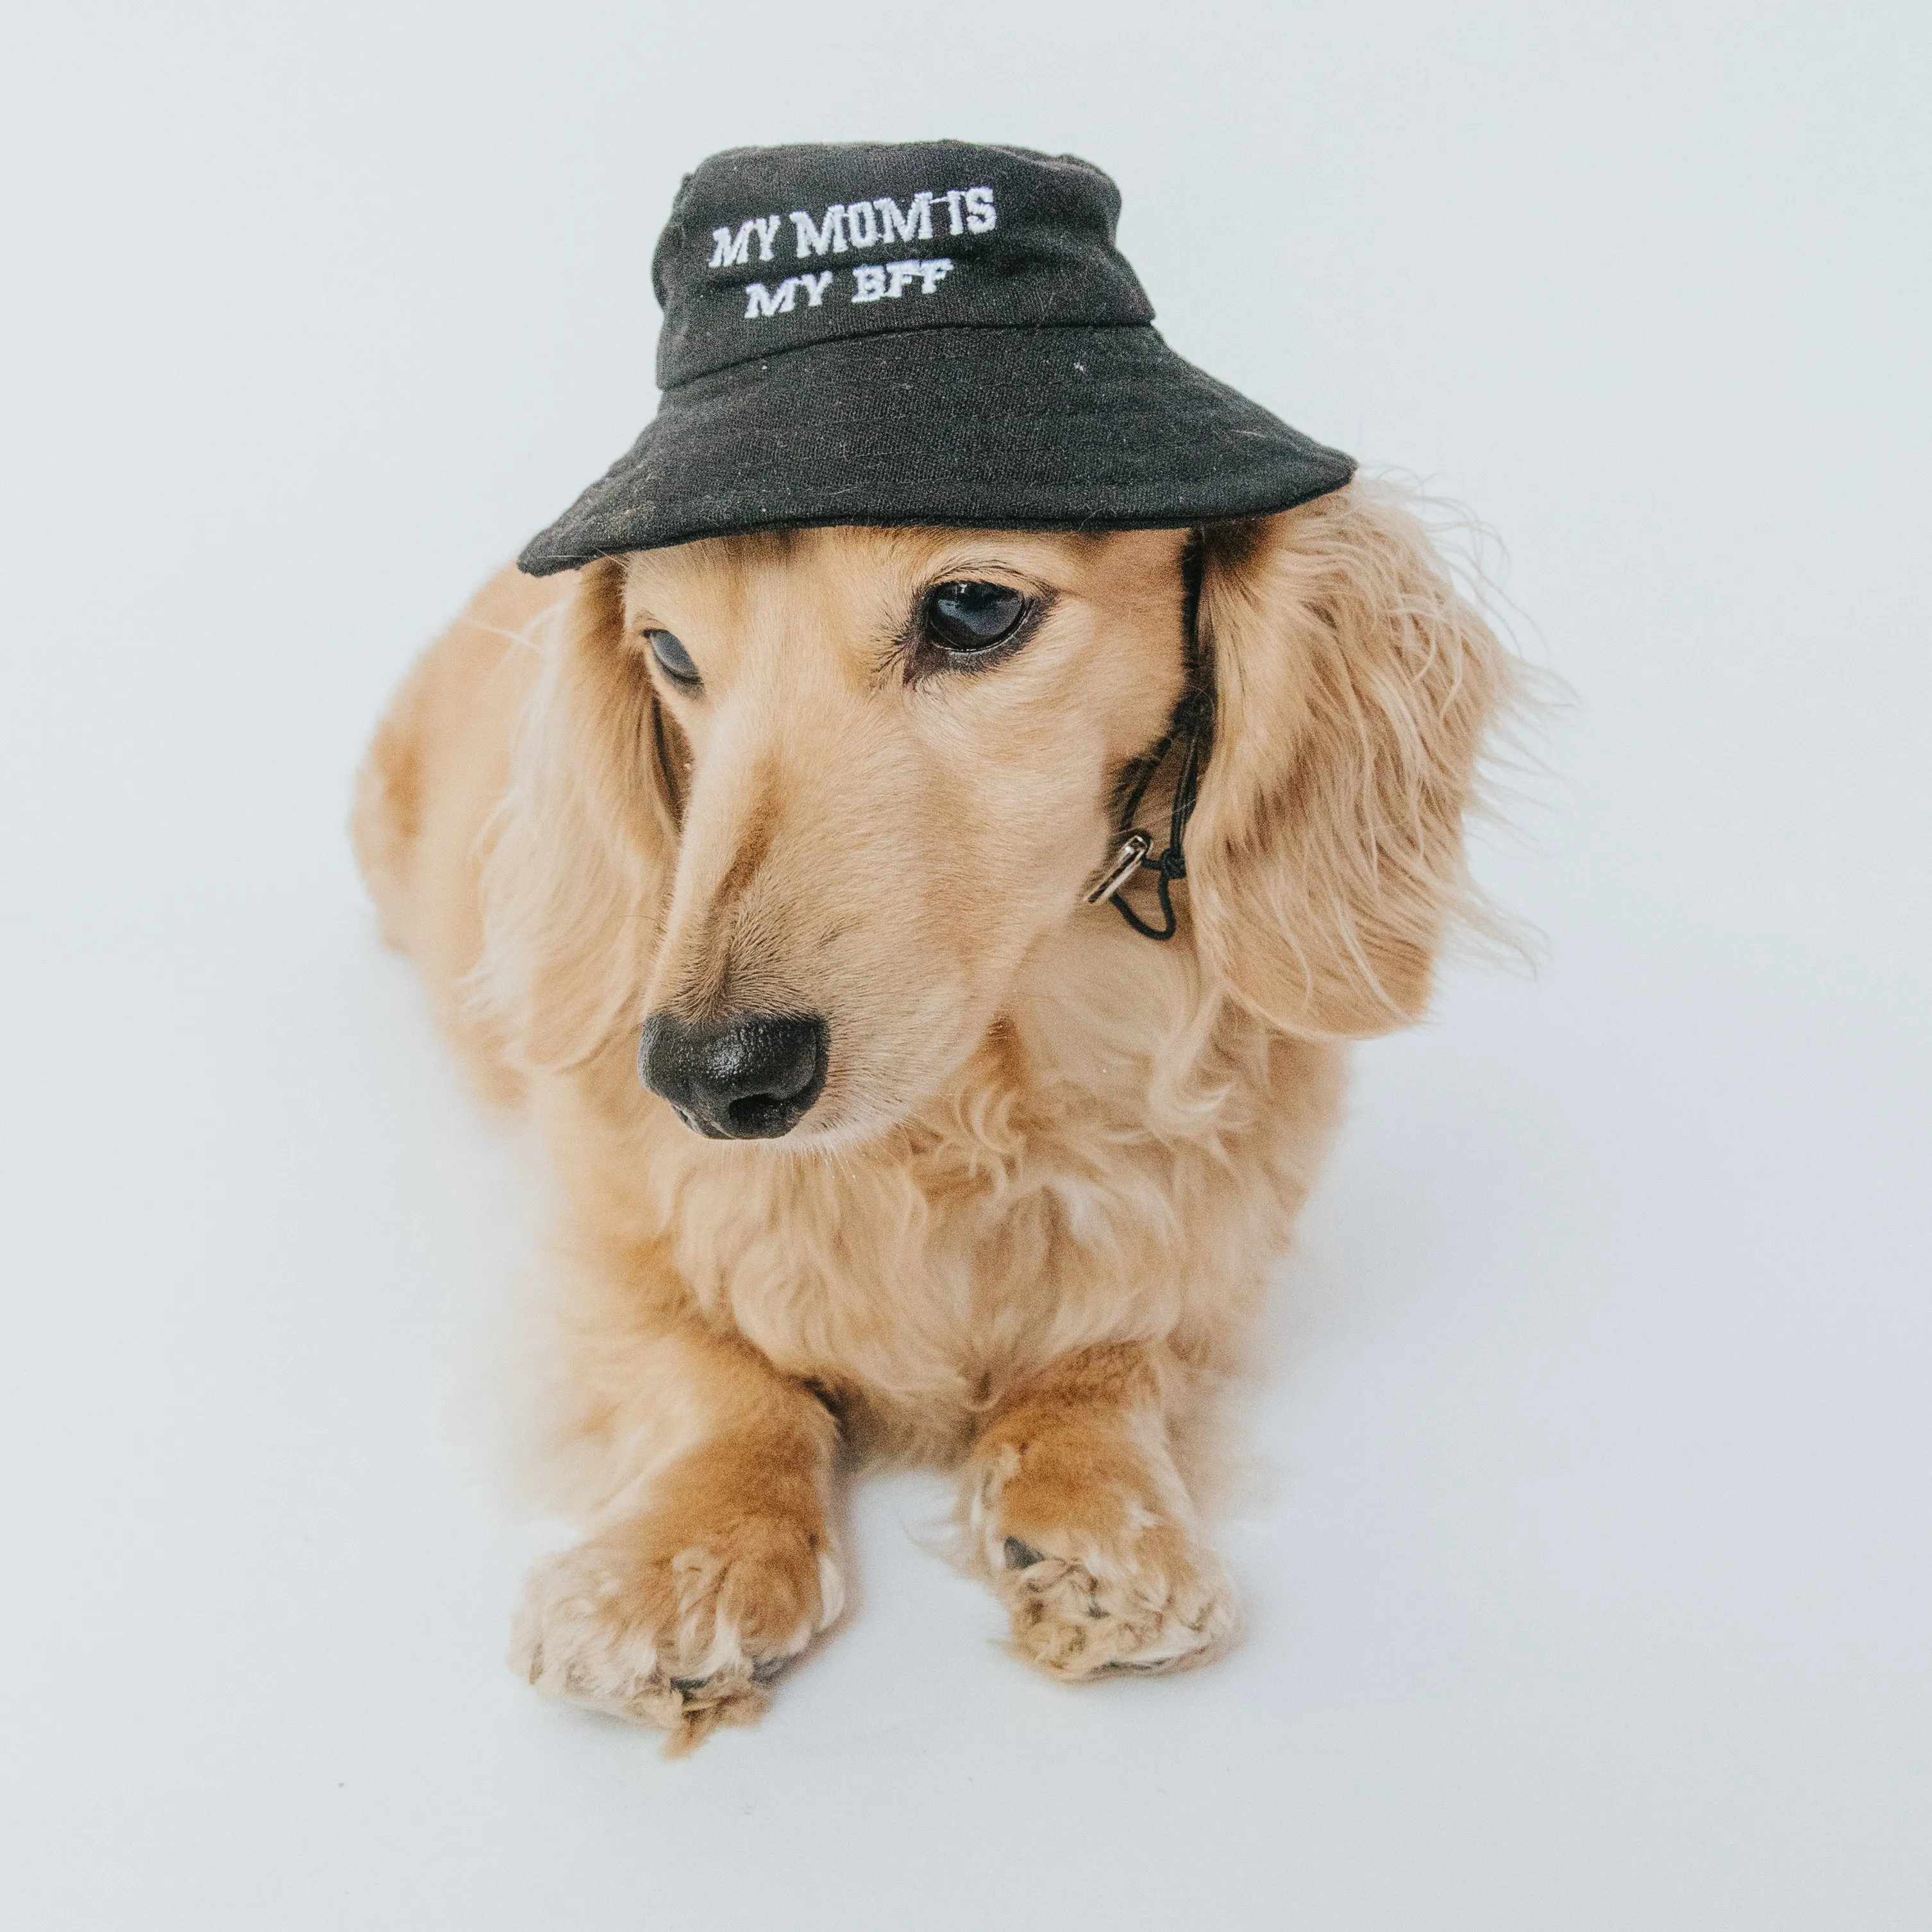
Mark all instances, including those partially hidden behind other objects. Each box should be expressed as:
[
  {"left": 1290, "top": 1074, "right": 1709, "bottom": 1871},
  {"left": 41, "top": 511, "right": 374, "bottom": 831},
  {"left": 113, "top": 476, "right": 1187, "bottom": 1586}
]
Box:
[
  {"left": 971, "top": 1446, "right": 1236, "bottom": 1680},
  {"left": 510, "top": 1504, "right": 843, "bottom": 1752}
]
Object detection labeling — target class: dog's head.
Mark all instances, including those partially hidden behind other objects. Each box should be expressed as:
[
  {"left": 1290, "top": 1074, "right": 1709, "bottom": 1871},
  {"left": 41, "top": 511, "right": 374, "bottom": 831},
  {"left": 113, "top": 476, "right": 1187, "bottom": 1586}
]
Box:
[{"left": 479, "top": 485, "right": 1508, "bottom": 1147}]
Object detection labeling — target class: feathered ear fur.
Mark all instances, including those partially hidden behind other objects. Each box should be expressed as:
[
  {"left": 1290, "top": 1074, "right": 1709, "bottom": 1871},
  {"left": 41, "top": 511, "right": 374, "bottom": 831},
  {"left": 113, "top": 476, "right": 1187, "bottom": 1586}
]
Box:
[
  {"left": 471, "top": 558, "right": 682, "bottom": 1071},
  {"left": 1186, "top": 482, "right": 1512, "bottom": 1039}
]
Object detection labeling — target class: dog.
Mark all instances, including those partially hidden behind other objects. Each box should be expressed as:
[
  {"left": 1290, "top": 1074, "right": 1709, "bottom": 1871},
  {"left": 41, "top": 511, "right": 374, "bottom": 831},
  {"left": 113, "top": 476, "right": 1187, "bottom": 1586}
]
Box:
[{"left": 351, "top": 480, "right": 1512, "bottom": 1747}]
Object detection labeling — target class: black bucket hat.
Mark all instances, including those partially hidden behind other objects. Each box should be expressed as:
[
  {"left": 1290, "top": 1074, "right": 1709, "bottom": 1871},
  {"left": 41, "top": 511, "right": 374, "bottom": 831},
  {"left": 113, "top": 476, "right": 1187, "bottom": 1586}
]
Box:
[{"left": 519, "top": 140, "right": 1354, "bottom": 573}]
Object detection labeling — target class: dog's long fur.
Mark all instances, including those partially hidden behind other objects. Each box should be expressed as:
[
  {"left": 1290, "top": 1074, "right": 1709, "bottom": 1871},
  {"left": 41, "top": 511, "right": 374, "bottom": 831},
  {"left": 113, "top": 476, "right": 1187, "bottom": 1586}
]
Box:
[{"left": 353, "top": 481, "right": 1512, "bottom": 1746}]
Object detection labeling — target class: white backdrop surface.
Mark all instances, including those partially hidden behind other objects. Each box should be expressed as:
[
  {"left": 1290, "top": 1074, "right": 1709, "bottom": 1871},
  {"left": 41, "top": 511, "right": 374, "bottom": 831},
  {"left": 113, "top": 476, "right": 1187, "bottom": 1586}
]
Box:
[{"left": 3, "top": 3, "right": 1928, "bottom": 1928}]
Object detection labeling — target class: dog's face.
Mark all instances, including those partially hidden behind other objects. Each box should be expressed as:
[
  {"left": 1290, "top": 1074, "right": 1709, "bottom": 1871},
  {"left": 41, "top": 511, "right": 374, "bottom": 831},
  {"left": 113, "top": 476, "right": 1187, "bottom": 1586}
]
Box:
[
  {"left": 483, "top": 487, "right": 1506, "bottom": 1143},
  {"left": 621, "top": 527, "right": 1190, "bottom": 1147}
]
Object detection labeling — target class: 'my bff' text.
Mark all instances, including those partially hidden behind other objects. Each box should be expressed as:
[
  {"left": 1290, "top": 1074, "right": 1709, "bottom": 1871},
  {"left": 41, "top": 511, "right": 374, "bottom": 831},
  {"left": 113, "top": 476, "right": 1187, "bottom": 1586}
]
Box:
[{"left": 708, "top": 185, "right": 998, "bottom": 321}]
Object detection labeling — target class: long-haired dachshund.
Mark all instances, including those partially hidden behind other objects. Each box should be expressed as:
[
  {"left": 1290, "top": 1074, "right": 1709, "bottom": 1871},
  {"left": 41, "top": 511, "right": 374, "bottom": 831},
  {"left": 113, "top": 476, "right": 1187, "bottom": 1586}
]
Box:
[
  {"left": 353, "top": 483, "right": 1511, "bottom": 1746},
  {"left": 355, "top": 137, "right": 1516, "bottom": 1748}
]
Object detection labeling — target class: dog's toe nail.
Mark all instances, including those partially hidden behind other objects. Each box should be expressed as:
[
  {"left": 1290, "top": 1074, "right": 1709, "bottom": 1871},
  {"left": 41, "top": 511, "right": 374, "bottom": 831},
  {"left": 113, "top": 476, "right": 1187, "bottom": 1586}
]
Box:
[
  {"left": 668, "top": 1674, "right": 708, "bottom": 1694},
  {"left": 1004, "top": 1536, "right": 1044, "bottom": 1570},
  {"left": 750, "top": 1656, "right": 787, "bottom": 1684}
]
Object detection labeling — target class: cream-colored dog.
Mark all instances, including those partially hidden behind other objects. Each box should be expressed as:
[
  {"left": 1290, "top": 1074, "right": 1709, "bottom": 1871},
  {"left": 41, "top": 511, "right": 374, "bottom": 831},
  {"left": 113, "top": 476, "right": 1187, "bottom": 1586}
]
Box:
[{"left": 353, "top": 482, "right": 1510, "bottom": 1747}]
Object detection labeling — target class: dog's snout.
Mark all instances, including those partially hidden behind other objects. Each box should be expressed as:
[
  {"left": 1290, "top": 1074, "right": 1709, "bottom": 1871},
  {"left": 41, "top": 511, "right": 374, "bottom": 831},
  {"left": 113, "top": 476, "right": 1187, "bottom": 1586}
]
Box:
[{"left": 638, "top": 1011, "right": 828, "bottom": 1139}]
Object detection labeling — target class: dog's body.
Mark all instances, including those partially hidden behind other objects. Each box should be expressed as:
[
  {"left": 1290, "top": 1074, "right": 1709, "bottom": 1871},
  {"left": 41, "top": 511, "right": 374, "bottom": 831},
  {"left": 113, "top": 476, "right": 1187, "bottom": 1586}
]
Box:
[{"left": 354, "top": 485, "right": 1508, "bottom": 1745}]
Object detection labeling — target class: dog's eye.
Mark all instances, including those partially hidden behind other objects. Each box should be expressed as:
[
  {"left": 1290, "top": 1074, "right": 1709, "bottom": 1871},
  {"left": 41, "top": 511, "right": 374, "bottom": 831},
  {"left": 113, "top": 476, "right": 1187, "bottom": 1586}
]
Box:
[
  {"left": 923, "top": 581, "right": 1029, "bottom": 657},
  {"left": 646, "top": 628, "right": 700, "bottom": 686}
]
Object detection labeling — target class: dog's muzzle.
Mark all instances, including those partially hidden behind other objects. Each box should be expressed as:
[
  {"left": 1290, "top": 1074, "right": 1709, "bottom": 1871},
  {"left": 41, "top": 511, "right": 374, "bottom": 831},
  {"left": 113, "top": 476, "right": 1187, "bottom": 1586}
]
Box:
[{"left": 638, "top": 1011, "right": 828, "bottom": 1139}]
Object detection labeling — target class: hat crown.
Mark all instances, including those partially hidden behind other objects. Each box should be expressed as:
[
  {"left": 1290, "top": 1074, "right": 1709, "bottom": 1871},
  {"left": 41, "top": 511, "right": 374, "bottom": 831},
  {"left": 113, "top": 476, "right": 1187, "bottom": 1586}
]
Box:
[{"left": 652, "top": 141, "right": 1155, "bottom": 389}]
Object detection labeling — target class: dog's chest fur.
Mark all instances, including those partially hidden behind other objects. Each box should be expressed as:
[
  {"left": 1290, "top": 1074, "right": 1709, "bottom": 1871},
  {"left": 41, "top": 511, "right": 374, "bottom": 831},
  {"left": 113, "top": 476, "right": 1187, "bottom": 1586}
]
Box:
[{"left": 542, "top": 929, "right": 1347, "bottom": 1452}]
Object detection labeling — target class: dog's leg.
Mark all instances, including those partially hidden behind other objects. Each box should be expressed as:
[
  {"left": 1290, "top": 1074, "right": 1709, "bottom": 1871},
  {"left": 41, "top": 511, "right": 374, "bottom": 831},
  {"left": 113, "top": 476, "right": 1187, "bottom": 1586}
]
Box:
[
  {"left": 510, "top": 1320, "right": 843, "bottom": 1751},
  {"left": 964, "top": 1342, "right": 1236, "bottom": 1679}
]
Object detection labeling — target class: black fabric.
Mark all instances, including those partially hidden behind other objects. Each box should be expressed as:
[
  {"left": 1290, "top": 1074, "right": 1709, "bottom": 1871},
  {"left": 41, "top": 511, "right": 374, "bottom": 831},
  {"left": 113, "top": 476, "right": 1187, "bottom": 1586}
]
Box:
[{"left": 519, "top": 140, "right": 1354, "bottom": 573}]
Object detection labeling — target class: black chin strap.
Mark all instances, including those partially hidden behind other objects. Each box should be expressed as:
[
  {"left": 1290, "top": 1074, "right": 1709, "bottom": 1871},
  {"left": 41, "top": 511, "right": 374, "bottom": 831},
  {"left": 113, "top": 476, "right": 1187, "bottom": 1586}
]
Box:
[{"left": 1086, "top": 533, "right": 1213, "bottom": 943}]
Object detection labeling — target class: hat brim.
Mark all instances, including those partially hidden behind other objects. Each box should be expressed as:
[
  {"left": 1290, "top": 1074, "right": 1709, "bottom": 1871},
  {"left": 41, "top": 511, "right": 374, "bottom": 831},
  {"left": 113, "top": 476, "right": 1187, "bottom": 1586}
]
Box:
[{"left": 517, "top": 324, "right": 1354, "bottom": 574}]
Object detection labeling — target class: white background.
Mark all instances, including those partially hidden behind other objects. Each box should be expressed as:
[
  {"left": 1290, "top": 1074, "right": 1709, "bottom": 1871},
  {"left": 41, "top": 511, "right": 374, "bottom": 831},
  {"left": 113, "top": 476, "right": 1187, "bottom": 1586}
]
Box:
[{"left": 3, "top": 3, "right": 1928, "bottom": 1926}]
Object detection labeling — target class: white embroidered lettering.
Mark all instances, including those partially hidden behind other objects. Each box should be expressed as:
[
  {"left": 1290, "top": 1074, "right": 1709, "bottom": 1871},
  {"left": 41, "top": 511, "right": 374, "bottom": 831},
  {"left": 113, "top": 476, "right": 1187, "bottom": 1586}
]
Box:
[
  {"left": 791, "top": 206, "right": 848, "bottom": 257},
  {"left": 744, "top": 278, "right": 800, "bottom": 318},
  {"left": 850, "top": 260, "right": 950, "bottom": 306},
  {"left": 799, "top": 271, "right": 834, "bottom": 307},
  {"left": 874, "top": 193, "right": 934, "bottom": 244},
  {"left": 710, "top": 221, "right": 757, "bottom": 268},
  {"left": 778, "top": 189, "right": 981, "bottom": 285}
]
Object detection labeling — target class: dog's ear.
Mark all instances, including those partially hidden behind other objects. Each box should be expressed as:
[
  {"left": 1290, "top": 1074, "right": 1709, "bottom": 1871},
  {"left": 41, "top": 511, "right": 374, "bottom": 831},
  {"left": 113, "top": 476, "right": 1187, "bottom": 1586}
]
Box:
[
  {"left": 1184, "top": 484, "right": 1511, "bottom": 1039},
  {"left": 473, "top": 558, "right": 683, "bottom": 1071}
]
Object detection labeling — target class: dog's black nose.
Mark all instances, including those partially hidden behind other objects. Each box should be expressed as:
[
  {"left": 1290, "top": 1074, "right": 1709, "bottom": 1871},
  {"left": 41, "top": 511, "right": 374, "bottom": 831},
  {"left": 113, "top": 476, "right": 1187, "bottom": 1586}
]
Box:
[{"left": 637, "top": 1011, "right": 828, "bottom": 1139}]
